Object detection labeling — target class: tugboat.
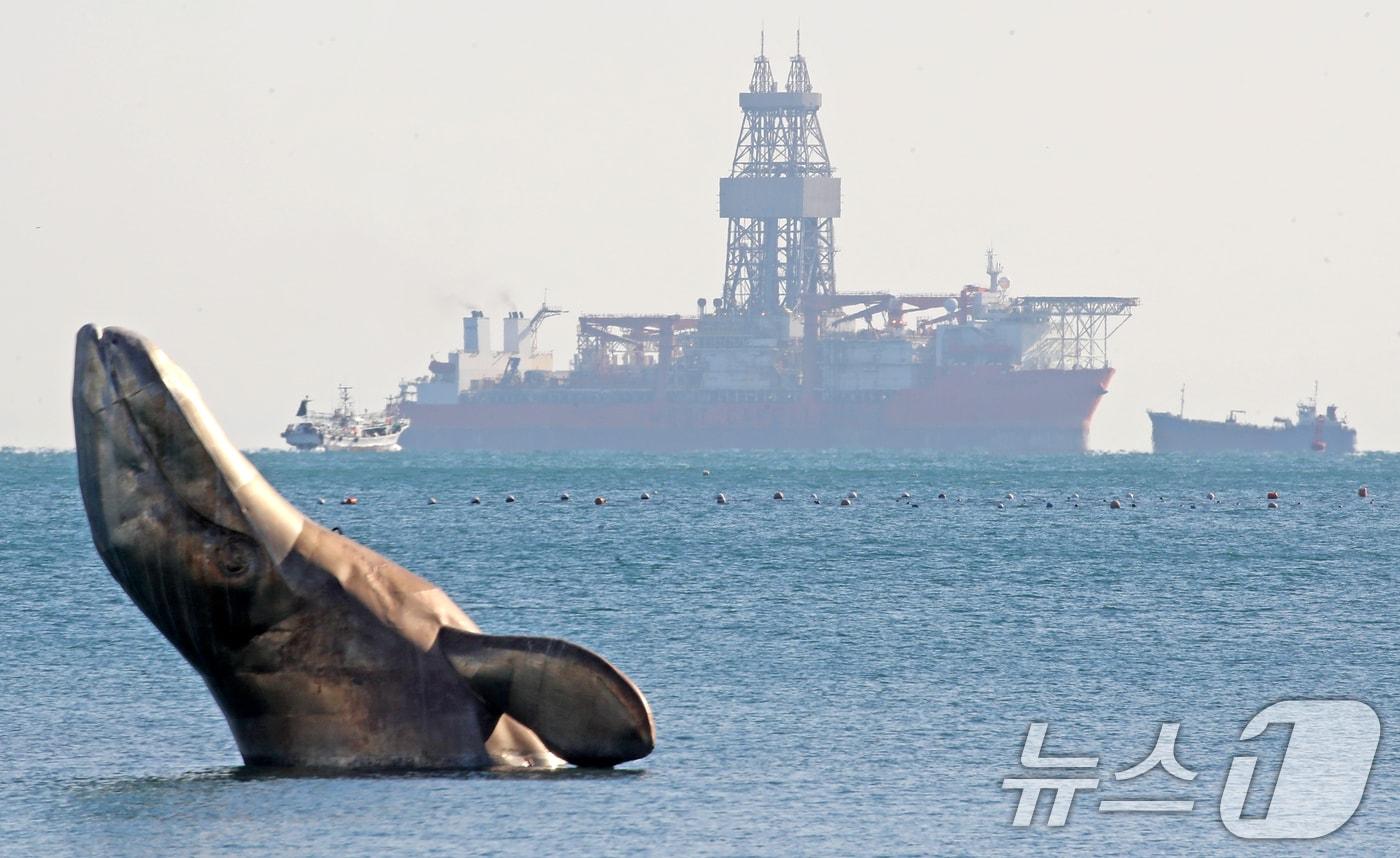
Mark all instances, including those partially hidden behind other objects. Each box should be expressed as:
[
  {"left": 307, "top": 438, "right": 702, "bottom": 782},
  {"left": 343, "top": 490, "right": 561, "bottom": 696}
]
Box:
[
  {"left": 281, "top": 386, "right": 410, "bottom": 452},
  {"left": 1149, "top": 384, "right": 1357, "bottom": 454}
]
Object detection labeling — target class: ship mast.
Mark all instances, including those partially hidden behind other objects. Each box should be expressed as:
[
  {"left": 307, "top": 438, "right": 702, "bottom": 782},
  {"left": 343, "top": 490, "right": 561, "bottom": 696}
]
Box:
[{"left": 986, "top": 249, "right": 1003, "bottom": 290}]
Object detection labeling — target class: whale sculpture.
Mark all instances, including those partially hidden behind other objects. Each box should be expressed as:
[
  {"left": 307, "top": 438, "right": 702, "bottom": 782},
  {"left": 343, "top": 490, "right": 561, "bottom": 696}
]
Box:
[{"left": 73, "top": 325, "right": 654, "bottom": 769}]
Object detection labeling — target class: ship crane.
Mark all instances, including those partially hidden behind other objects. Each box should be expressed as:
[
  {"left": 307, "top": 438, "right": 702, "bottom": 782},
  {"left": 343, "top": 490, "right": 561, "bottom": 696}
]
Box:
[{"left": 523, "top": 303, "right": 566, "bottom": 352}]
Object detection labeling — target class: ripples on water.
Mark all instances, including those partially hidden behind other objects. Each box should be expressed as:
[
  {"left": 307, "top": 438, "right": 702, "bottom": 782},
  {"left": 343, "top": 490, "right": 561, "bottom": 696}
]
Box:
[{"left": 1, "top": 450, "right": 1396, "bottom": 854}]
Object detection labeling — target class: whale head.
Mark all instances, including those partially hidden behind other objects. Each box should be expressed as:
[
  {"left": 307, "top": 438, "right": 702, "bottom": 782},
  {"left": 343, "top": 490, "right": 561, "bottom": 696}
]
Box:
[{"left": 73, "top": 324, "right": 303, "bottom": 667}]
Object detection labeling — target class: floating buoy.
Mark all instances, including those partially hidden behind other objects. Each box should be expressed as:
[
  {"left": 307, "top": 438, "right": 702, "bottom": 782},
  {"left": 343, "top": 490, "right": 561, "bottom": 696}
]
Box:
[
  {"left": 1126, "top": 492, "right": 1135, "bottom": 500},
  {"left": 560, "top": 492, "right": 570, "bottom": 502},
  {"left": 505, "top": 495, "right": 516, "bottom": 503},
  {"left": 428, "top": 497, "right": 439, "bottom": 505},
  {"left": 341, "top": 496, "right": 358, "bottom": 506},
  {"left": 317, "top": 498, "right": 326, "bottom": 505},
  {"left": 1046, "top": 501, "right": 1053, "bottom": 508},
  {"left": 773, "top": 491, "right": 785, "bottom": 500},
  {"left": 594, "top": 496, "right": 606, "bottom": 506},
  {"left": 1109, "top": 499, "right": 1122, "bottom": 509},
  {"left": 899, "top": 491, "right": 911, "bottom": 500},
  {"left": 1268, "top": 501, "right": 1279, "bottom": 509},
  {"left": 1266, "top": 491, "right": 1280, "bottom": 500},
  {"left": 996, "top": 502, "right": 1005, "bottom": 510},
  {"left": 847, "top": 490, "right": 859, "bottom": 500},
  {"left": 840, "top": 498, "right": 852, "bottom": 507},
  {"left": 1006, "top": 492, "right": 1015, "bottom": 500},
  {"left": 470, "top": 496, "right": 481, "bottom": 505},
  {"left": 937, "top": 492, "right": 946, "bottom": 500},
  {"left": 1359, "top": 486, "right": 1369, "bottom": 498},
  {"left": 641, "top": 492, "right": 652, "bottom": 500},
  {"left": 1206, "top": 492, "right": 1216, "bottom": 501},
  {"left": 702, "top": 469, "right": 710, "bottom": 476},
  {"left": 715, "top": 493, "right": 728, "bottom": 505}
]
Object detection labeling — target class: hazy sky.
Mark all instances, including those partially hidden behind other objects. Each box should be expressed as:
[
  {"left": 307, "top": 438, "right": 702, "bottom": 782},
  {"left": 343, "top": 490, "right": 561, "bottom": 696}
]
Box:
[{"left": 5, "top": 2, "right": 1397, "bottom": 451}]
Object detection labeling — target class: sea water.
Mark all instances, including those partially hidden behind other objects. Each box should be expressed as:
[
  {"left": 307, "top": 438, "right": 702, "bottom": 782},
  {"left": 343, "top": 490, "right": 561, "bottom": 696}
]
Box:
[{"left": 0, "top": 449, "right": 1396, "bottom": 855}]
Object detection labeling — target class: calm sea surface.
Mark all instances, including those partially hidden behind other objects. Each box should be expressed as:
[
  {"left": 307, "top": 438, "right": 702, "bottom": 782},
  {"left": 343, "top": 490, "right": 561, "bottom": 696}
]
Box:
[{"left": 1, "top": 449, "right": 1396, "bottom": 855}]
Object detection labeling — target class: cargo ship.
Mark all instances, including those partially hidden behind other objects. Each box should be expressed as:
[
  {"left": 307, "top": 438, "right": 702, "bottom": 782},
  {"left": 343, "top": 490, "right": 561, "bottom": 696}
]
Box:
[
  {"left": 1149, "top": 392, "right": 1357, "bottom": 454},
  {"left": 398, "top": 43, "right": 1138, "bottom": 453}
]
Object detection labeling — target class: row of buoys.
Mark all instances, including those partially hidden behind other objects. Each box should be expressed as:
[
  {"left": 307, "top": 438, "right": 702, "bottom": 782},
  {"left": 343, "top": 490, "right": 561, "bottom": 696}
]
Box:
[{"left": 333, "top": 485, "right": 1378, "bottom": 509}]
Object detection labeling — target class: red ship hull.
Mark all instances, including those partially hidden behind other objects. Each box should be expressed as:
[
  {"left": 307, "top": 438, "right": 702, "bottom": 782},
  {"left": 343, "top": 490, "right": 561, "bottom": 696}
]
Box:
[{"left": 400, "top": 367, "right": 1115, "bottom": 452}]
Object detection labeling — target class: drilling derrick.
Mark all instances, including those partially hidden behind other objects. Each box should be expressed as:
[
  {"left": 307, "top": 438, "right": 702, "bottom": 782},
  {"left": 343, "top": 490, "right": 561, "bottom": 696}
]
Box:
[{"left": 719, "top": 35, "right": 840, "bottom": 326}]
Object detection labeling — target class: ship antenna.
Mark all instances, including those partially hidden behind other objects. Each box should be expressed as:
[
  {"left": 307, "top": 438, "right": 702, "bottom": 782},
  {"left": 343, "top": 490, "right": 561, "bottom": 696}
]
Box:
[{"left": 1180, "top": 383, "right": 1186, "bottom": 418}]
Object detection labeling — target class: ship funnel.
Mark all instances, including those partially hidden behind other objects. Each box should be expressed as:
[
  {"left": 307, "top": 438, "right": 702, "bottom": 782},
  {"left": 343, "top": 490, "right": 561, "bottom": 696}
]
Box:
[
  {"left": 503, "top": 311, "right": 527, "bottom": 355},
  {"left": 463, "top": 311, "right": 492, "bottom": 355}
]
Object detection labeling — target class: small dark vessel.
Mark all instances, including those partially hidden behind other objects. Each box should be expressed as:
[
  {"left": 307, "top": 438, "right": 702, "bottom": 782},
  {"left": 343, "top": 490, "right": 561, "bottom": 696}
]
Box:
[{"left": 1149, "top": 387, "right": 1356, "bottom": 454}]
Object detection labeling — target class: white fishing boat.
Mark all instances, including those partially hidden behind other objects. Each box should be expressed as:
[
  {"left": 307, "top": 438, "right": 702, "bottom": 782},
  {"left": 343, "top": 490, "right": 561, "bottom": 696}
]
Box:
[{"left": 281, "top": 386, "right": 409, "bottom": 452}]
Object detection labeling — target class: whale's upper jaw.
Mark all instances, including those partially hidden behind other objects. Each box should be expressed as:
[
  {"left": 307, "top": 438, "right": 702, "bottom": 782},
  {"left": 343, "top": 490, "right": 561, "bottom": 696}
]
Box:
[{"left": 75, "top": 325, "right": 244, "bottom": 538}]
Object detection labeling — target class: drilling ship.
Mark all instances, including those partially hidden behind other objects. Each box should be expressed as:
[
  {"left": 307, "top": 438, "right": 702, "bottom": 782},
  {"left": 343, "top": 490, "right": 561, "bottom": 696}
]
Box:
[{"left": 398, "top": 43, "right": 1138, "bottom": 453}]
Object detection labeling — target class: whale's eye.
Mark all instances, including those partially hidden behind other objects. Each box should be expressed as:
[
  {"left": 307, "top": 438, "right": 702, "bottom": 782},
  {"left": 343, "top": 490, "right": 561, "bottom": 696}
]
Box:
[{"left": 215, "top": 537, "right": 258, "bottom": 581}]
